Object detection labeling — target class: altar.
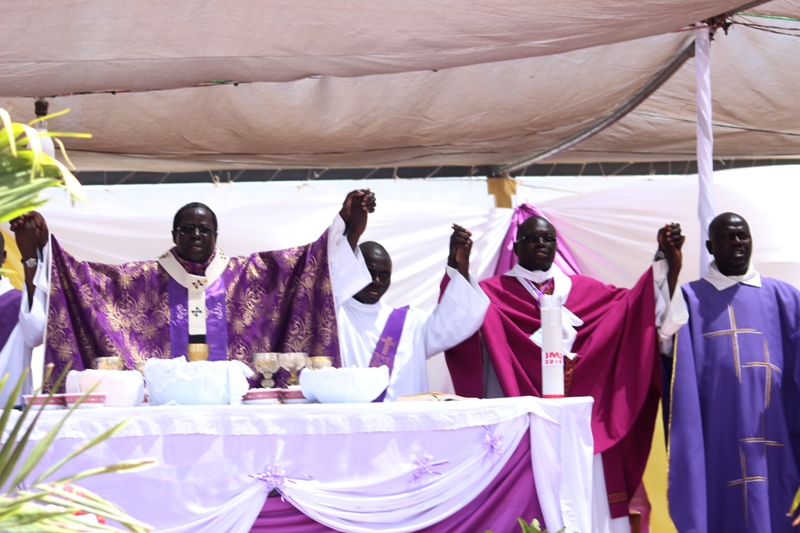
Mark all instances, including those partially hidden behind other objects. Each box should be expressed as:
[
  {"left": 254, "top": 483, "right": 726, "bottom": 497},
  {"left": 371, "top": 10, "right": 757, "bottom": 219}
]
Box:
[{"left": 9, "top": 397, "right": 594, "bottom": 533}]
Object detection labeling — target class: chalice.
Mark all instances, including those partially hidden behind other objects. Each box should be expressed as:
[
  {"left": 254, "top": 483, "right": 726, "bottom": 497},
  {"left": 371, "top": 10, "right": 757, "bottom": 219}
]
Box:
[
  {"left": 306, "top": 356, "right": 333, "bottom": 370},
  {"left": 253, "top": 352, "right": 281, "bottom": 388},
  {"left": 279, "top": 352, "right": 307, "bottom": 386}
]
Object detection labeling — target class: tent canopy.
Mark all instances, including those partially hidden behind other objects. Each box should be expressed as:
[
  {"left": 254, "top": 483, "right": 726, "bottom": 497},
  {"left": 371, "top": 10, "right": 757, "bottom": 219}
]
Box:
[{"left": 1, "top": 0, "right": 798, "bottom": 172}]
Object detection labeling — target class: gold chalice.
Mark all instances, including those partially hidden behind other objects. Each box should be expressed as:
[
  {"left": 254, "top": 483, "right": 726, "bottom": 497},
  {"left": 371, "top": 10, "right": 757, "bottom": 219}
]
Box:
[
  {"left": 306, "top": 356, "right": 333, "bottom": 370},
  {"left": 279, "top": 352, "right": 307, "bottom": 386},
  {"left": 254, "top": 352, "right": 281, "bottom": 388},
  {"left": 95, "top": 356, "right": 126, "bottom": 371}
]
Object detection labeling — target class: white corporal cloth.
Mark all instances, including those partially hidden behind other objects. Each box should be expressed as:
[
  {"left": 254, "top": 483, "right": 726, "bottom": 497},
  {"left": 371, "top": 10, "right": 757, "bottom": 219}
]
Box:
[
  {"left": 6, "top": 397, "right": 594, "bottom": 533},
  {"left": 337, "top": 266, "right": 490, "bottom": 401}
]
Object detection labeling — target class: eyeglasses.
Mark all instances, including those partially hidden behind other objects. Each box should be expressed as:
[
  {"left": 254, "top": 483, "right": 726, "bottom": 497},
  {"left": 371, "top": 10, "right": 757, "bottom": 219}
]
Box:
[
  {"left": 176, "top": 225, "right": 215, "bottom": 236},
  {"left": 517, "top": 234, "right": 557, "bottom": 244}
]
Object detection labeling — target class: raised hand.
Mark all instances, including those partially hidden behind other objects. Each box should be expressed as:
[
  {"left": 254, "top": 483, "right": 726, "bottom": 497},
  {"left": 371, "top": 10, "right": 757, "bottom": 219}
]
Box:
[
  {"left": 339, "top": 189, "right": 376, "bottom": 250},
  {"left": 657, "top": 222, "right": 685, "bottom": 296},
  {"left": 448, "top": 223, "right": 473, "bottom": 279},
  {"left": 10, "top": 211, "right": 49, "bottom": 259}
]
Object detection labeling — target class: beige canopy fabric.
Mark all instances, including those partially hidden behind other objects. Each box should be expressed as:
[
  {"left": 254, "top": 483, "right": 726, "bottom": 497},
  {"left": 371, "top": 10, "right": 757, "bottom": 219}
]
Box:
[{"left": 1, "top": 0, "right": 797, "bottom": 171}]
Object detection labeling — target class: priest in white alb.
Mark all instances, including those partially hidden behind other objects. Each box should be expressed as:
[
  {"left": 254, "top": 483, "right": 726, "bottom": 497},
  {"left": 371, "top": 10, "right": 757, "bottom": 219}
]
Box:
[
  {"left": 336, "top": 224, "right": 490, "bottom": 401},
  {"left": 1, "top": 218, "right": 48, "bottom": 406}
]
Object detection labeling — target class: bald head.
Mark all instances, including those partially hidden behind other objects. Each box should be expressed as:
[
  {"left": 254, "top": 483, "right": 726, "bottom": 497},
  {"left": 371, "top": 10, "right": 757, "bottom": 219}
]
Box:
[
  {"left": 514, "top": 216, "right": 558, "bottom": 272},
  {"left": 706, "top": 212, "right": 752, "bottom": 276},
  {"left": 354, "top": 241, "right": 392, "bottom": 304}
]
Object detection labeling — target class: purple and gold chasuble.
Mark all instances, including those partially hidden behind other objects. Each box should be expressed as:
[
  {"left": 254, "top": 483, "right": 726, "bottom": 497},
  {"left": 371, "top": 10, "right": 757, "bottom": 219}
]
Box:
[
  {"left": 44, "top": 232, "right": 338, "bottom": 390},
  {"left": 369, "top": 305, "right": 409, "bottom": 402},
  {"left": 669, "top": 278, "right": 800, "bottom": 533}
]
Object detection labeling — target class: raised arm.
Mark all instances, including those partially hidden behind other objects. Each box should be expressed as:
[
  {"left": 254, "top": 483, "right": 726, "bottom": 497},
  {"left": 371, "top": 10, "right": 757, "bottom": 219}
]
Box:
[
  {"left": 446, "top": 224, "right": 473, "bottom": 280},
  {"left": 658, "top": 222, "right": 685, "bottom": 298},
  {"left": 9, "top": 211, "right": 49, "bottom": 309},
  {"left": 339, "top": 189, "right": 376, "bottom": 251}
]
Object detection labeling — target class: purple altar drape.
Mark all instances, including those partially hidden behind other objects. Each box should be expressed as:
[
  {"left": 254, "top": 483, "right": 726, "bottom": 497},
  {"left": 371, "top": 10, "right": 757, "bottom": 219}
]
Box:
[
  {"left": 250, "top": 435, "right": 543, "bottom": 532},
  {"left": 494, "top": 203, "right": 581, "bottom": 276}
]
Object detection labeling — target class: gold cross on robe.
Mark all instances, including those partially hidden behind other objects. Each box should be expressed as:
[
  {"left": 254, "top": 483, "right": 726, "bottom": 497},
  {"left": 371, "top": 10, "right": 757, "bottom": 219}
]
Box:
[
  {"left": 743, "top": 338, "right": 782, "bottom": 408},
  {"left": 703, "top": 304, "right": 761, "bottom": 382},
  {"left": 727, "top": 446, "right": 768, "bottom": 527}
]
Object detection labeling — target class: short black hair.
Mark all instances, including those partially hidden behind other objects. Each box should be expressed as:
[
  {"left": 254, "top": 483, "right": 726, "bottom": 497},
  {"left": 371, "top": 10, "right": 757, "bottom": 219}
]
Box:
[{"left": 173, "top": 202, "right": 218, "bottom": 232}]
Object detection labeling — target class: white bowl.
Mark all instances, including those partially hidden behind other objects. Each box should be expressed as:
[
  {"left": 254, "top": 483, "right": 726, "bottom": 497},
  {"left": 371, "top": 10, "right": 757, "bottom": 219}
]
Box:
[{"left": 299, "top": 366, "right": 389, "bottom": 403}]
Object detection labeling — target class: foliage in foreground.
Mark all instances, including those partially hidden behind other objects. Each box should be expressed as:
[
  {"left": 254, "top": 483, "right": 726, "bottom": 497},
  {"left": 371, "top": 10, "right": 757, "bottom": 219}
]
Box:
[
  {"left": 0, "top": 106, "right": 87, "bottom": 223},
  {"left": 0, "top": 367, "right": 155, "bottom": 532}
]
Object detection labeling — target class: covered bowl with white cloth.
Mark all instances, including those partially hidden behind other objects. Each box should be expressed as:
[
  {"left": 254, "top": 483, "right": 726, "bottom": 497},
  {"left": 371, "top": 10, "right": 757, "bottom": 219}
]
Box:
[
  {"left": 144, "top": 357, "right": 254, "bottom": 406},
  {"left": 66, "top": 369, "right": 145, "bottom": 407},
  {"left": 300, "top": 366, "right": 389, "bottom": 403}
]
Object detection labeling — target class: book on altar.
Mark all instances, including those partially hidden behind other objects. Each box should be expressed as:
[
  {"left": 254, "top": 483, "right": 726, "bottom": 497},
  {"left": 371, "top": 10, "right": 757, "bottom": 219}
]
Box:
[{"left": 396, "top": 391, "right": 478, "bottom": 402}]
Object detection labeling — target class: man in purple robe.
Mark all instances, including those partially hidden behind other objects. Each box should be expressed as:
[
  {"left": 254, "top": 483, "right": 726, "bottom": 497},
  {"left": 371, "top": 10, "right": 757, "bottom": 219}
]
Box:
[
  {"left": 667, "top": 212, "right": 800, "bottom": 532},
  {"left": 13, "top": 190, "right": 376, "bottom": 390},
  {"left": 445, "top": 215, "right": 687, "bottom": 532}
]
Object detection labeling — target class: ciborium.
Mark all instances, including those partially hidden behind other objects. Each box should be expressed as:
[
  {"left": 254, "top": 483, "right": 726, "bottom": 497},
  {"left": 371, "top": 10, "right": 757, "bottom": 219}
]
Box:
[
  {"left": 279, "top": 352, "right": 307, "bottom": 386},
  {"left": 253, "top": 352, "right": 281, "bottom": 388},
  {"left": 95, "top": 356, "right": 126, "bottom": 371}
]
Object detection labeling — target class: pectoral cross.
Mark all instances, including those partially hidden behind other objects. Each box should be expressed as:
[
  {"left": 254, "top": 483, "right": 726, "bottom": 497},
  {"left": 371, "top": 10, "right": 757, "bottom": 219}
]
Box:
[
  {"left": 191, "top": 307, "right": 203, "bottom": 317},
  {"left": 192, "top": 279, "right": 207, "bottom": 289},
  {"left": 379, "top": 336, "right": 397, "bottom": 355},
  {"left": 703, "top": 305, "right": 761, "bottom": 382}
]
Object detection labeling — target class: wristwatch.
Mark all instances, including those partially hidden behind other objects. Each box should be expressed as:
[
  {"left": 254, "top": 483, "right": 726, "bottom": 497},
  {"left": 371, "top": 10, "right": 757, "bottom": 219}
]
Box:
[{"left": 21, "top": 257, "right": 37, "bottom": 268}]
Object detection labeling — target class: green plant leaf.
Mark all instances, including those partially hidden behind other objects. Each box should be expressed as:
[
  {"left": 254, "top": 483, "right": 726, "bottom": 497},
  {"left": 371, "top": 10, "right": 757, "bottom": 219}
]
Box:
[
  {"left": 9, "top": 381, "right": 97, "bottom": 490},
  {"left": 33, "top": 418, "right": 136, "bottom": 485},
  {"left": 0, "top": 368, "right": 70, "bottom": 490},
  {"left": 51, "top": 457, "right": 157, "bottom": 486}
]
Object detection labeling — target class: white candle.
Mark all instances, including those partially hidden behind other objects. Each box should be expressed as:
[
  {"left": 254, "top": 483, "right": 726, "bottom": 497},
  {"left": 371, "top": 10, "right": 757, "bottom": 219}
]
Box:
[{"left": 540, "top": 294, "right": 565, "bottom": 398}]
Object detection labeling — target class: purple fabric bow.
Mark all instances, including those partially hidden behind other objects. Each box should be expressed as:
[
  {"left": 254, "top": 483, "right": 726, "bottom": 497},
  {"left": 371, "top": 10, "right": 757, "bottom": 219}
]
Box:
[{"left": 412, "top": 454, "right": 449, "bottom": 481}]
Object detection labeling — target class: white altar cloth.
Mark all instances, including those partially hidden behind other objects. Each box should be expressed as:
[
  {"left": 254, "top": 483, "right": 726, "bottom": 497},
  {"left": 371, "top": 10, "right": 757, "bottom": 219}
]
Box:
[{"left": 5, "top": 397, "right": 593, "bottom": 533}]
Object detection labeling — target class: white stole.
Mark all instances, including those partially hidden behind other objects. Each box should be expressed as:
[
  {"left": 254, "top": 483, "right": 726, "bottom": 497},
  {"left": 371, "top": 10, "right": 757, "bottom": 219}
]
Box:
[{"left": 158, "top": 249, "right": 230, "bottom": 336}]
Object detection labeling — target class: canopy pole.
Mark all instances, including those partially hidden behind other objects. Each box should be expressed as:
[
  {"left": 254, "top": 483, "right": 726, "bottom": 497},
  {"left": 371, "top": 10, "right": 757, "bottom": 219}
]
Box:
[
  {"left": 696, "top": 24, "right": 715, "bottom": 275},
  {"left": 487, "top": 174, "right": 517, "bottom": 208}
]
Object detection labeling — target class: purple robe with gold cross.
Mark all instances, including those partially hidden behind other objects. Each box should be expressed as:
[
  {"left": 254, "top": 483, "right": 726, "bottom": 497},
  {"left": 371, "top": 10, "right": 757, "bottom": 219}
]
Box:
[
  {"left": 668, "top": 277, "right": 800, "bottom": 532},
  {"left": 43, "top": 231, "right": 339, "bottom": 391}
]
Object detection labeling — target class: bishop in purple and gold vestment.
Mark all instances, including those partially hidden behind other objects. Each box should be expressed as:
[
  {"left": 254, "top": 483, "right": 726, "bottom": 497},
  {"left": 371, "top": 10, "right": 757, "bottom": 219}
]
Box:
[
  {"left": 667, "top": 213, "right": 800, "bottom": 533},
  {"left": 15, "top": 191, "right": 375, "bottom": 391}
]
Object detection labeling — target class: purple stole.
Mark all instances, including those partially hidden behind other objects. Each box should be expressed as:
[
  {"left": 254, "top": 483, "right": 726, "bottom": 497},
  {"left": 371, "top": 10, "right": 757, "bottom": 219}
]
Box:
[
  {"left": 370, "top": 305, "right": 409, "bottom": 402},
  {"left": 0, "top": 289, "right": 22, "bottom": 349},
  {"left": 167, "top": 276, "right": 228, "bottom": 361}
]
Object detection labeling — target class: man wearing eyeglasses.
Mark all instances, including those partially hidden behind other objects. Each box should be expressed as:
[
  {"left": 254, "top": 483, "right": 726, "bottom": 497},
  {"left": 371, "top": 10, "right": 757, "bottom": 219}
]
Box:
[
  {"left": 445, "top": 215, "right": 688, "bottom": 533},
  {"left": 12, "top": 190, "right": 375, "bottom": 388}
]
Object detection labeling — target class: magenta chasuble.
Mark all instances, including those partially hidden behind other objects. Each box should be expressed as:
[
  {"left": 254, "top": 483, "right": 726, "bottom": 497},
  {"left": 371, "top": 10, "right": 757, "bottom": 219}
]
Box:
[
  {"left": 446, "top": 269, "right": 659, "bottom": 518},
  {"left": 44, "top": 232, "right": 338, "bottom": 390}
]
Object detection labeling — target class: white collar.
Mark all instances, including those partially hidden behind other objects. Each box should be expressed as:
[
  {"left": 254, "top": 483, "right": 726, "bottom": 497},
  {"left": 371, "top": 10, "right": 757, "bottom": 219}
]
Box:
[
  {"left": 344, "top": 297, "right": 389, "bottom": 314},
  {"left": 0, "top": 277, "right": 14, "bottom": 297},
  {"left": 703, "top": 261, "right": 761, "bottom": 291},
  {"left": 506, "top": 262, "right": 573, "bottom": 302}
]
